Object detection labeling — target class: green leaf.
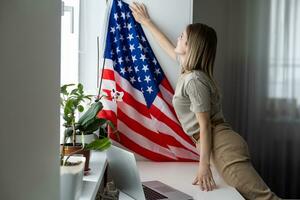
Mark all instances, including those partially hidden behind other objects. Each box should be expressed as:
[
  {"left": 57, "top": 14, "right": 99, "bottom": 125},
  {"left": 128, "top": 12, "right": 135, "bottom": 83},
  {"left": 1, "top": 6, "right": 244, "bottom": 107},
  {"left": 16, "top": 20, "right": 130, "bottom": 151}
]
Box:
[
  {"left": 80, "top": 118, "right": 101, "bottom": 133},
  {"left": 78, "top": 83, "right": 83, "bottom": 94},
  {"left": 70, "top": 88, "right": 78, "bottom": 95},
  {"left": 60, "top": 84, "right": 75, "bottom": 95},
  {"left": 85, "top": 138, "right": 111, "bottom": 151},
  {"left": 78, "top": 101, "right": 103, "bottom": 125},
  {"left": 78, "top": 105, "right": 84, "bottom": 112},
  {"left": 107, "top": 120, "right": 115, "bottom": 130}
]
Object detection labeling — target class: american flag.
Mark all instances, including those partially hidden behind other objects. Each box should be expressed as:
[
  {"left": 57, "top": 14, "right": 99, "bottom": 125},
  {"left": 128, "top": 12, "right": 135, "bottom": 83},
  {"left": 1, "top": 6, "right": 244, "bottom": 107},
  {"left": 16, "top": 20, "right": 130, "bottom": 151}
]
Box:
[{"left": 98, "top": 0, "right": 199, "bottom": 161}]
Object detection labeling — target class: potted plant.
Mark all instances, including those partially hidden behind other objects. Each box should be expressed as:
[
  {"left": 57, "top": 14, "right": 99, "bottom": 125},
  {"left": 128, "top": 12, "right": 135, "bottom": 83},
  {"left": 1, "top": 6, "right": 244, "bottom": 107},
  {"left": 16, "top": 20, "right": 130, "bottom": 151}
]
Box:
[
  {"left": 60, "top": 83, "right": 118, "bottom": 172},
  {"left": 60, "top": 83, "right": 118, "bottom": 200}
]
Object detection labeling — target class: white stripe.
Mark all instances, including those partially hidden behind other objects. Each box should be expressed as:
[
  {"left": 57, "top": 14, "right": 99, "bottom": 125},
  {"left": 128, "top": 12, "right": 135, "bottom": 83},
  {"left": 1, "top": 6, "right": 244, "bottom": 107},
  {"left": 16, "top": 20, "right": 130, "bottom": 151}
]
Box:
[
  {"left": 118, "top": 101, "right": 158, "bottom": 133},
  {"left": 117, "top": 120, "right": 177, "bottom": 160},
  {"left": 159, "top": 84, "right": 174, "bottom": 106},
  {"left": 167, "top": 146, "right": 199, "bottom": 160},
  {"left": 114, "top": 71, "right": 146, "bottom": 105},
  {"left": 151, "top": 115, "right": 199, "bottom": 155},
  {"left": 102, "top": 79, "right": 115, "bottom": 90},
  {"left": 102, "top": 100, "right": 117, "bottom": 113},
  {"left": 152, "top": 95, "right": 179, "bottom": 123},
  {"left": 118, "top": 101, "right": 199, "bottom": 159}
]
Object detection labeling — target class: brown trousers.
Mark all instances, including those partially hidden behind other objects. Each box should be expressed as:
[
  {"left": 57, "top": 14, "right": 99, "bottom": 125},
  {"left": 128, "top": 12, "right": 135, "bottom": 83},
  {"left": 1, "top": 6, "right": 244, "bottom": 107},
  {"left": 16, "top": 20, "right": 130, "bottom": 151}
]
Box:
[{"left": 191, "top": 122, "right": 281, "bottom": 200}]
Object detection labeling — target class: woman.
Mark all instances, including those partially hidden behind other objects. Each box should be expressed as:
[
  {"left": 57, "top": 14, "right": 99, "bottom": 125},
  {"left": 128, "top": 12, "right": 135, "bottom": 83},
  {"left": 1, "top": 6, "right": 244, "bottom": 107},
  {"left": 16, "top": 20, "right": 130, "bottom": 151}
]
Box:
[{"left": 129, "top": 2, "right": 280, "bottom": 200}]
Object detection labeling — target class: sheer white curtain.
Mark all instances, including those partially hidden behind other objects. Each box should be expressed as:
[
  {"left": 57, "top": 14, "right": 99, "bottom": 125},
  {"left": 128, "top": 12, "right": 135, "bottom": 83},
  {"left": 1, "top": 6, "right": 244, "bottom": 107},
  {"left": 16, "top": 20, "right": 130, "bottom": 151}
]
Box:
[
  {"left": 267, "top": 0, "right": 300, "bottom": 120},
  {"left": 219, "top": 0, "right": 300, "bottom": 198}
]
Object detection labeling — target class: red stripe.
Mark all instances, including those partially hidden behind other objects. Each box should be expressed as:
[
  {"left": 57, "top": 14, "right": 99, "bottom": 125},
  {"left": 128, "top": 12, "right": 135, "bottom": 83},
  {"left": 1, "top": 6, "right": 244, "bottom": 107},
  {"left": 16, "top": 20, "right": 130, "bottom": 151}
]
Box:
[
  {"left": 117, "top": 108, "right": 168, "bottom": 148},
  {"left": 115, "top": 84, "right": 150, "bottom": 117},
  {"left": 98, "top": 109, "right": 117, "bottom": 127},
  {"left": 149, "top": 105, "right": 195, "bottom": 146},
  {"left": 157, "top": 91, "right": 178, "bottom": 119},
  {"left": 160, "top": 77, "right": 174, "bottom": 94},
  {"left": 109, "top": 130, "right": 197, "bottom": 162},
  {"left": 102, "top": 69, "right": 115, "bottom": 80},
  {"left": 117, "top": 107, "right": 194, "bottom": 149},
  {"left": 109, "top": 130, "right": 176, "bottom": 161}
]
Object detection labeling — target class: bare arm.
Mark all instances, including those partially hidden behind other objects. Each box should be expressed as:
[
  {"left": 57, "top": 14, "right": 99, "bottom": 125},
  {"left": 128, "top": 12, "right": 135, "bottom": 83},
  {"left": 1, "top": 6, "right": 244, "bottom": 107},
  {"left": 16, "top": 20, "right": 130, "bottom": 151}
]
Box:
[
  {"left": 192, "top": 112, "right": 216, "bottom": 191},
  {"left": 129, "top": 2, "right": 177, "bottom": 61},
  {"left": 196, "top": 112, "right": 212, "bottom": 166}
]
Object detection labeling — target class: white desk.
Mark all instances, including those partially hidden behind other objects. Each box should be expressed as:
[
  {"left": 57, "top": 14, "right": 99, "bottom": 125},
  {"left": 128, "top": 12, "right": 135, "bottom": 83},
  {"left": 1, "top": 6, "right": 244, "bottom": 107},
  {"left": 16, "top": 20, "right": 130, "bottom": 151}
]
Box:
[
  {"left": 80, "top": 151, "right": 108, "bottom": 200},
  {"left": 79, "top": 151, "right": 244, "bottom": 200},
  {"left": 119, "top": 161, "right": 245, "bottom": 200}
]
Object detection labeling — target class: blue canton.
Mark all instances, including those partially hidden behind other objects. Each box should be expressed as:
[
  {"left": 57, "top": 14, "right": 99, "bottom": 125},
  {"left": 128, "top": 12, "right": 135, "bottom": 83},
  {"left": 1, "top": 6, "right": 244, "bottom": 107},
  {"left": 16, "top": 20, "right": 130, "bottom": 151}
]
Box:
[{"left": 104, "top": 0, "right": 165, "bottom": 108}]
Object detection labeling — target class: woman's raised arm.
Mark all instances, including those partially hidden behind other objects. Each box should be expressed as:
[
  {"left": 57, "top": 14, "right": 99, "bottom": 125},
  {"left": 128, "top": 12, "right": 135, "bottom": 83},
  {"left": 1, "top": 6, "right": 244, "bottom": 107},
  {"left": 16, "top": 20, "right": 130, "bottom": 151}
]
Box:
[{"left": 129, "top": 2, "right": 177, "bottom": 61}]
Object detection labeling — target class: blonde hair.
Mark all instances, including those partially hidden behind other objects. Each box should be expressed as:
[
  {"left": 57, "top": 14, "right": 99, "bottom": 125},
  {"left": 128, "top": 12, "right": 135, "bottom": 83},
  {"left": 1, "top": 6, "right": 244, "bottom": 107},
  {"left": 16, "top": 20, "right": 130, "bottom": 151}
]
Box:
[{"left": 182, "top": 23, "right": 221, "bottom": 100}]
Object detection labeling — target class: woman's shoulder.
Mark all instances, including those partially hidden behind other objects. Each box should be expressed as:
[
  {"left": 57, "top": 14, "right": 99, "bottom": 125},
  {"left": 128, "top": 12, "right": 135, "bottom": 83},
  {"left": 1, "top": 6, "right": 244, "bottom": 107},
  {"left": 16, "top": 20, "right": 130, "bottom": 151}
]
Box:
[{"left": 183, "top": 70, "right": 210, "bottom": 84}]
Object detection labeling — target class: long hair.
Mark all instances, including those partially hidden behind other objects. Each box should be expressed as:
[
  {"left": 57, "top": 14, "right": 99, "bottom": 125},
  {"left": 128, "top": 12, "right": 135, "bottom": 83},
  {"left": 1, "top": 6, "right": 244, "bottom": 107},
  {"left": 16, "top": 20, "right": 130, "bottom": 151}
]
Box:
[{"left": 182, "top": 23, "right": 221, "bottom": 100}]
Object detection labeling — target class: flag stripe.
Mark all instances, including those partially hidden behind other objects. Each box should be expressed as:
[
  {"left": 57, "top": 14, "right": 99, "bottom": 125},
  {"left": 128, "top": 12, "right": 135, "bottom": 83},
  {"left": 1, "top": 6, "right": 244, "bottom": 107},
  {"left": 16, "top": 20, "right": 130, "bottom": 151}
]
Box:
[
  {"left": 117, "top": 120, "right": 178, "bottom": 160},
  {"left": 150, "top": 116, "right": 199, "bottom": 154},
  {"left": 117, "top": 102, "right": 198, "bottom": 154},
  {"left": 149, "top": 105, "right": 194, "bottom": 143}
]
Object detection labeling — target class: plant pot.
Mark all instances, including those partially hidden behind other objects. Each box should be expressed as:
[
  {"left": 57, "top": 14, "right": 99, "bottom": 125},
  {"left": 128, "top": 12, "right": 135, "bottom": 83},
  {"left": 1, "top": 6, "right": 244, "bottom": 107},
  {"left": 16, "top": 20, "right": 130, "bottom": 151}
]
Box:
[
  {"left": 60, "top": 156, "right": 85, "bottom": 200},
  {"left": 62, "top": 143, "right": 91, "bottom": 174}
]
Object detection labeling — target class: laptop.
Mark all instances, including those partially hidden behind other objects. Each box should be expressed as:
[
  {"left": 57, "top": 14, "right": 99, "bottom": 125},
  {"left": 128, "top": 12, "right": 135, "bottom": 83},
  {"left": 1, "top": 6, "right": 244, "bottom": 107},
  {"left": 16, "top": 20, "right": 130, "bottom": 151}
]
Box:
[{"left": 106, "top": 145, "right": 194, "bottom": 200}]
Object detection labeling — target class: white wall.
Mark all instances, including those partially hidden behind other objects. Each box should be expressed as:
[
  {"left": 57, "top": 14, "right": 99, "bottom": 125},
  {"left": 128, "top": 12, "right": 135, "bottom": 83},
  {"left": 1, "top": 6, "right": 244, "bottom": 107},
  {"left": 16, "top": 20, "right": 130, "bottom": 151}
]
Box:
[
  {"left": 79, "top": 0, "right": 193, "bottom": 91},
  {"left": 0, "top": 0, "right": 61, "bottom": 199}
]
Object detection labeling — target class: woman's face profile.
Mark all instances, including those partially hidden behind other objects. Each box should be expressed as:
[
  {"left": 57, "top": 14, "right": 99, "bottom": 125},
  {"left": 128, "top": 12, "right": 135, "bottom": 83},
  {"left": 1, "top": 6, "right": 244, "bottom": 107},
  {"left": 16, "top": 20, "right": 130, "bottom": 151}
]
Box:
[{"left": 175, "top": 29, "right": 188, "bottom": 55}]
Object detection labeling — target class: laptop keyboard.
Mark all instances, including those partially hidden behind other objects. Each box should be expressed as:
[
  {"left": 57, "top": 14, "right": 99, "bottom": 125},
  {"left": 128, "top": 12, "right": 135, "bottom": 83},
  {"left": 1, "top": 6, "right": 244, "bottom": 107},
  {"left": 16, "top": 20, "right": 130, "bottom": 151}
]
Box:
[{"left": 142, "top": 184, "right": 168, "bottom": 200}]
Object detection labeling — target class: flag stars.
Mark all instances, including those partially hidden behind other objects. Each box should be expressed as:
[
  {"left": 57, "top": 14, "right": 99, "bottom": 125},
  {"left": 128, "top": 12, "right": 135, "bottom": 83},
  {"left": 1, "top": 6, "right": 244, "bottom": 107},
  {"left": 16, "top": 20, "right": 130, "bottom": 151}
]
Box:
[
  {"left": 113, "top": 60, "right": 117, "bottom": 67},
  {"left": 123, "top": 22, "right": 127, "bottom": 28},
  {"left": 142, "top": 65, "right": 149, "bottom": 72},
  {"left": 134, "top": 66, "right": 139, "bottom": 72},
  {"left": 126, "top": 12, "right": 131, "bottom": 19},
  {"left": 152, "top": 58, "right": 157, "bottom": 65},
  {"left": 116, "top": 23, "right": 121, "bottom": 30},
  {"left": 138, "top": 43, "right": 143, "bottom": 51},
  {"left": 129, "top": 44, "right": 135, "bottom": 52},
  {"left": 120, "top": 34, "right": 124, "bottom": 41},
  {"left": 140, "top": 54, "right": 146, "bottom": 62},
  {"left": 154, "top": 68, "right": 161, "bottom": 75},
  {"left": 143, "top": 47, "right": 149, "bottom": 53},
  {"left": 146, "top": 86, "right": 153, "bottom": 94},
  {"left": 121, "top": 12, "right": 126, "bottom": 19},
  {"left": 125, "top": 56, "right": 130, "bottom": 62},
  {"left": 127, "top": 23, "right": 132, "bottom": 31},
  {"left": 117, "top": 0, "right": 123, "bottom": 8},
  {"left": 127, "top": 66, "right": 133, "bottom": 73},
  {"left": 110, "top": 27, "right": 116, "bottom": 34},
  {"left": 130, "top": 76, "right": 136, "bottom": 84},
  {"left": 113, "top": 37, "right": 118, "bottom": 43},
  {"left": 138, "top": 77, "right": 141, "bottom": 82},
  {"left": 122, "top": 46, "right": 127, "bottom": 51},
  {"left": 114, "top": 13, "right": 119, "bottom": 21},
  {"left": 144, "top": 75, "right": 151, "bottom": 83},
  {"left": 120, "top": 67, "right": 126, "bottom": 75},
  {"left": 141, "top": 36, "right": 146, "bottom": 42},
  {"left": 132, "top": 55, "right": 137, "bottom": 62},
  {"left": 111, "top": 50, "right": 115, "bottom": 56},
  {"left": 116, "top": 47, "right": 120, "bottom": 54},
  {"left": 127, "top": 33, "right": 134, "bottom": 41},
  {"left": 118, "top": 57, "right": 123, "bottom": 64}
]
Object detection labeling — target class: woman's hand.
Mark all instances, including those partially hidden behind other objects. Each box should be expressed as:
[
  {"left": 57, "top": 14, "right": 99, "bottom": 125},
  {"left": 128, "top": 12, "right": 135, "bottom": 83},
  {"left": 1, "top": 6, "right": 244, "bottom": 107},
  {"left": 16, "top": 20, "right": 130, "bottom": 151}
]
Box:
[
  {"left": 129, "top": 2, "right": 151, "bottom": 26},
  {"left": 192, "top": 163, "right": 216, "bottom": 191}
]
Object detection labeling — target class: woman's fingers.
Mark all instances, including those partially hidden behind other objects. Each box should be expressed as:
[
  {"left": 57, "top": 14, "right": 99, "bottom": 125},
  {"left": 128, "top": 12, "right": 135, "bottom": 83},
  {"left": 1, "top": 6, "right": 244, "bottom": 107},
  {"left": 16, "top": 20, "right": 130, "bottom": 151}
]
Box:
[
  {"left": 211, "top": 177, "right": 216, "bottom": 189},
  {"left": 141, "top": 3, "right": 147, "bottom": 13},
  {"left": 133, "top": 2, "right": 144, "bottom": 13},
  {"left": 192, "top": 176, "right": 198, "bottom": 185}
]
